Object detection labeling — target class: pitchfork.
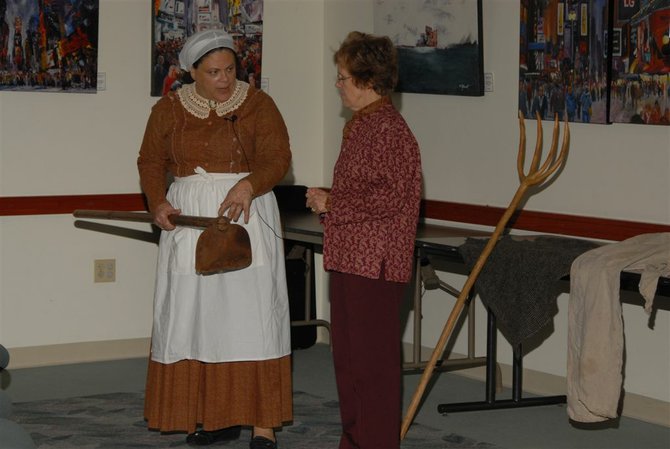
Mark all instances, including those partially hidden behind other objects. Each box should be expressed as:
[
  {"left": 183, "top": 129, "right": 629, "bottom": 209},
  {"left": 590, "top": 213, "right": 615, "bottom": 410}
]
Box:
[{"left": 400, "top": 112, "right": 570, "bottom": 439}]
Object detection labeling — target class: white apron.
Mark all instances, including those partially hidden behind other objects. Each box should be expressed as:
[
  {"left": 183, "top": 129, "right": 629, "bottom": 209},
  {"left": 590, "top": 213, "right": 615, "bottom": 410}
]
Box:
[{"left": 150, "top": 168, "right": 290, "bottom": 364}]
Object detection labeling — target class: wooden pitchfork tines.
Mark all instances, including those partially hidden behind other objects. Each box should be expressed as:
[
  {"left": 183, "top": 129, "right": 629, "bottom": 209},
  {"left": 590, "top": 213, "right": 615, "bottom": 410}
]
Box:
[{"left": 400, "top": 112, "right": 569, "bottom": 439}]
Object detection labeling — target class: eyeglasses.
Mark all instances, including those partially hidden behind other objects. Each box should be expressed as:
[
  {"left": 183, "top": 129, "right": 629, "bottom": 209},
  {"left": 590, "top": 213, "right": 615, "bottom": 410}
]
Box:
[{"left": 336, "top": 74, "right": 351, "bottom": 83}]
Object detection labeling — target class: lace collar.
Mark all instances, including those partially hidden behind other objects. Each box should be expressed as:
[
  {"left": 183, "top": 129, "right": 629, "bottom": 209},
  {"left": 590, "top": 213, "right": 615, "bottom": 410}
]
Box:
[{"left": 177, "top": 81, "right": 249, "bottom": 119}]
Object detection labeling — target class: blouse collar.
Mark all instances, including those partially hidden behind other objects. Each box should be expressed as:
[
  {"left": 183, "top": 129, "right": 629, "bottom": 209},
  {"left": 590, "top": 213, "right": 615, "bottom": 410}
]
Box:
[
  {"left": 351, "top": 95, "right": 391, "bottom": 120},
  {"left": 177, "top": 81, "right": 250, "bottom": 119},
  {"left": 344, "top": 96, "right": 391, "bottom": 138}
]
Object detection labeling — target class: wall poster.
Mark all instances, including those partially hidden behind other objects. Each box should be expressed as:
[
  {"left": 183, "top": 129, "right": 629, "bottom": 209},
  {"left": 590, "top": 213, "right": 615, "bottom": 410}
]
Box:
[
  {"left": 519, "top": 0, "right": 669, "bottom": 126},
  {"left": 519, "top": 0, "right": 610, "bottom": 124},
  {"left": 373, "top": 0, "right": 484, "bottom": 96},
  {"left": 152, "top": 0, "right": 264, "bottom": 97},
  {"left": 609, "top": 0, "right": 669, "bottom": 125},
  {"left": 0, "top": 0, "right": 99, "bottom": 93}
]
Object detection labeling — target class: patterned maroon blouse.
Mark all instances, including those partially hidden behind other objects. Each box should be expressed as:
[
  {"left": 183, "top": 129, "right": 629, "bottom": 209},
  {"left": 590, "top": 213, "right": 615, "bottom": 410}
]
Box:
[{"left": 323, "top": 96, "right": 422, "bottom": 283}]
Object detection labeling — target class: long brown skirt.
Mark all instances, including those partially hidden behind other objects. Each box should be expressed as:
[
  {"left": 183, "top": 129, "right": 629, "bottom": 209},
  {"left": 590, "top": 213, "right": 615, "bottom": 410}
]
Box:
[{"left": 144, "top": 355, "right": 293, "bottom": 433}]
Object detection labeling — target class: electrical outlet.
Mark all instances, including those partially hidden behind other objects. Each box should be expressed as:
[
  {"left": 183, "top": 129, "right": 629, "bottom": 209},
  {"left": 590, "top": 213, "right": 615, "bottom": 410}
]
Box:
[
  {"left": 94, "top": 259, "right": 116, "bottom": 283},
  {"left": 484, "top": 72, "right": 494, "bottom": 92}
]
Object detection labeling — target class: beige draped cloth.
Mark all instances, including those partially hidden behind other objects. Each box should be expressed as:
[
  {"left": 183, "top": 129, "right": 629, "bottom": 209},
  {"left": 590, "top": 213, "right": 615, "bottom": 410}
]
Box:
[{"left": 567, "top": 232, "right": 670, "bottom": 422}]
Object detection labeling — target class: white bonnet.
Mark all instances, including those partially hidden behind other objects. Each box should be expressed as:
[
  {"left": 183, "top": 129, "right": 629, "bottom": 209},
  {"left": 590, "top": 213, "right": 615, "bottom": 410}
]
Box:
[{"left": 178, "top": 29, "right": 236, "bottom": 70}]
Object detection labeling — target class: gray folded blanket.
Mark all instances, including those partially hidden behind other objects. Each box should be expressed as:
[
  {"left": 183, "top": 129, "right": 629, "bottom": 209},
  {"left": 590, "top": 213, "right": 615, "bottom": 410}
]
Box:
[{"left": 458, "top": 235, "right": 599, "bottom": 347}]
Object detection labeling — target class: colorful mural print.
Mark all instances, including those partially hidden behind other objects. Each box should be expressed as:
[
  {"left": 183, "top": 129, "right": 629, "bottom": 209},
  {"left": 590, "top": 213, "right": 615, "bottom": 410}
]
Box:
[
  {"left": 152, "top": 0, "right": 263, "bottom": 97},
  {"left": 610, "top": 0, "right": 670, "bottom": 125},
  {"left": 373, "top": 0, "right": 484, "bottom": 96},
  {"left": 520, "top": 0, "right": 669, "bottom": 126},
  {"left": 0, "top": 0, "right": 99, "bottom": 93},
  {"left": 519, "top": 0, "right": 609, "bottom": 124}
]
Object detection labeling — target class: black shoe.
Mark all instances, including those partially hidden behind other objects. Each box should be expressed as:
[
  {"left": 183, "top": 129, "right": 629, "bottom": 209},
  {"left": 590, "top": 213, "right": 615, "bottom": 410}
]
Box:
[
  {"left": 186, "top": 426, "right": 242, "bottom": 446},
  {"left": 249, "top": 435, "right": 277, "bottom": 449}
]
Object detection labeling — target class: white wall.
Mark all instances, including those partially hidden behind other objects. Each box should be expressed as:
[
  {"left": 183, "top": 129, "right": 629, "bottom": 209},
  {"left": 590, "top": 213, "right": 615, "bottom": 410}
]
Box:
[
  {"left": 0, "top": 0, "right": 667, "bottom": 416},
  {"left": 263, "top": 0, "right": 325, "bottom": 187},
  {"left": 0, "top": 0, "right": 158, "bottom": 352}
]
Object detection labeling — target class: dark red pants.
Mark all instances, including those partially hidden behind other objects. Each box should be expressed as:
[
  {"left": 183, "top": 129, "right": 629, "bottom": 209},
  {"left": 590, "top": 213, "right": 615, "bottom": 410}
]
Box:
[{"left": 329, "top": 270, "right": 406, "bottom": 449}]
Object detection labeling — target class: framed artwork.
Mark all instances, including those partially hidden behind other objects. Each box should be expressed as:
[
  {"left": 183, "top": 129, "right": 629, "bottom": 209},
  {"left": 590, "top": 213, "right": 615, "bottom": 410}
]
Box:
[
  {"left": 0, "top": 0, "right": 100, "bottom": 93},
  {"left": 519, "top": 0, "right": 669, "bottom": 126},
  {"left": 519, "top": 0, "right": 610, "bottom": 124},
  {"left": 152, "top": 0, "right": 264, "bottom": 97},
  {"left": 373, "top": 0, "right": 484, "bottom": 96},
  {"left": 609, "top": 0, "right": 669, "bottom": 125}
]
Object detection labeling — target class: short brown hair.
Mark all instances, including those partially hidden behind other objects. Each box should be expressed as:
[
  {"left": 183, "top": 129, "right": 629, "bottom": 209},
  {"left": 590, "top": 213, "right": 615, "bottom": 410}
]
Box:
[{"left": 334, "top": 31, "right": 398, "bottom": 96}]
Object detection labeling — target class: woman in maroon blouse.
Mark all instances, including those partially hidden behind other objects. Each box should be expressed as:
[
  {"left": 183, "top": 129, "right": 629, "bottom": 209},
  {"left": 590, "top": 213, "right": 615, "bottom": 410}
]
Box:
[{"left": 306, "top": 31, "right": 422, "bottom": 449}]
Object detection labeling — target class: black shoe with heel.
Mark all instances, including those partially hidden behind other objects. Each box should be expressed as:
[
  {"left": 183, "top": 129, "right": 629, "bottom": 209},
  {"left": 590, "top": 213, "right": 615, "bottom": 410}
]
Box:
[
  {"left": 249, "top": 435, "right": 277, "bottom": 449},
  {"left": 186, "top": 426, "right": 242, "bottom": 446}
]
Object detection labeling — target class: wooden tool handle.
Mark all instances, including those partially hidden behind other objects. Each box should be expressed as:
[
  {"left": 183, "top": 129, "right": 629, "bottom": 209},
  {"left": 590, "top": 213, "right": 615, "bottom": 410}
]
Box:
[
  {"left": 400, "top": 113, "right": 570, "bottom": 440},
  {"left": 73, "top": 209, "right": 220, "bottom": 229}
]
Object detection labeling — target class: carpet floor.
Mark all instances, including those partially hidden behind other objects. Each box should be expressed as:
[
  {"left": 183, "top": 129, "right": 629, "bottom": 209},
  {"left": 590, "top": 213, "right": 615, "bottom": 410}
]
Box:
[{"left": 12, "top": 390, "right": 501, "bottom": 448}]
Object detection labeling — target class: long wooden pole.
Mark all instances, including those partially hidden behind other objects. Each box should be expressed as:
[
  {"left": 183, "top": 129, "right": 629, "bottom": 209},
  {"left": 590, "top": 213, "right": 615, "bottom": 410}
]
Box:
[
  {"left": 400, "top": 113, "right": 569, "bottom": 439},
  {"left": 73, "top": 209, "right": 219, "bottom": 229}
]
